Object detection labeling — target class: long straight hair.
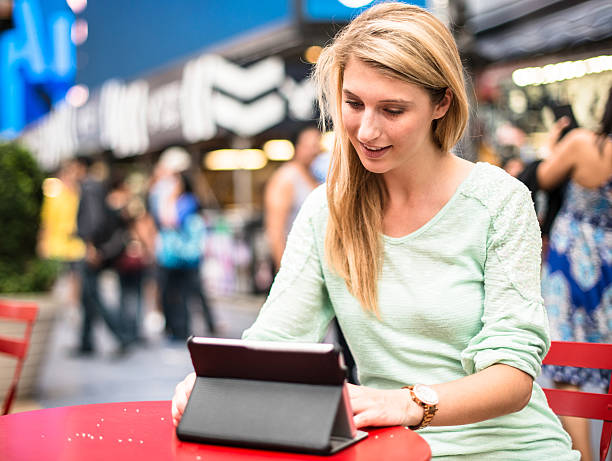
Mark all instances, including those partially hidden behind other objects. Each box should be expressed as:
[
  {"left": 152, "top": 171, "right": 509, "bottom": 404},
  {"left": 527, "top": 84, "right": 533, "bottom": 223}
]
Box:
[
  {"left": 313, "top": 2, "right": 469, "bottom": 314},
  {"left": 596, "top": 86, "right": 612, "bottom": 154}
]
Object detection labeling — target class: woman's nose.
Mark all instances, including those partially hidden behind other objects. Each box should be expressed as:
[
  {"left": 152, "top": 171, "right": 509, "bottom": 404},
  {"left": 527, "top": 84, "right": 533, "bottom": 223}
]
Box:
[{"left": 357, "top": 110, "right": 381, "bottom": 143}]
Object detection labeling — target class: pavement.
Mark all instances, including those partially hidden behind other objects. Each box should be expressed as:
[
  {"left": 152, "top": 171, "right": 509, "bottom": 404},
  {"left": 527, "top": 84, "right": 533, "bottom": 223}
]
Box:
[{"left": 13, "top": 272, "right": 265, "bottom": 411}]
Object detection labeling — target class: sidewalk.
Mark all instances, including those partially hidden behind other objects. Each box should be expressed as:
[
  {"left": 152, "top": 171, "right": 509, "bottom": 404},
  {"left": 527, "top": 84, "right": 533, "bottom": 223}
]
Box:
[{"left": 14, "top": 282, "right": 265, "bottom": 411}]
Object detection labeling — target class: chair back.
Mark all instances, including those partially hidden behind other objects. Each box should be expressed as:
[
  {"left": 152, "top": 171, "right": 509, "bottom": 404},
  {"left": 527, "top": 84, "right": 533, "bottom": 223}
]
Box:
[
  {"left": 0, "top": 300, "right": 39, "bottom": 415},
  {"left": 542, "top": 341, "right": 612, "bottom": 461}
]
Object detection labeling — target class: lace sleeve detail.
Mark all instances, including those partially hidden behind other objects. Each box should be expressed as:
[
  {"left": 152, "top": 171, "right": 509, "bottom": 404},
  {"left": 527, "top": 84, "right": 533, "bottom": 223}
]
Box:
[
  {"left": 461, "top": 165, "right": 550, "bottom": 378},
  {"left": 490, "top": 187, "right": 543, "bottom": 301}
]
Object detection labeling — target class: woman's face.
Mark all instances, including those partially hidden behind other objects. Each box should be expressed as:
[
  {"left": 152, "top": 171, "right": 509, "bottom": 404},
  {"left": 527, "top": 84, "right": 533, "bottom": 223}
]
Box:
[{"left": 341, "top": 58, "right": 449, "bottom": 175}]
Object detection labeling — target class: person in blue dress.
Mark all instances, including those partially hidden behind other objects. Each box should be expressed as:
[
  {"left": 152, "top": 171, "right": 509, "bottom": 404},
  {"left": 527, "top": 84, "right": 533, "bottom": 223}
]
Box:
[{"left": 539, "top": 86, "right": 612, "bottom": 461}]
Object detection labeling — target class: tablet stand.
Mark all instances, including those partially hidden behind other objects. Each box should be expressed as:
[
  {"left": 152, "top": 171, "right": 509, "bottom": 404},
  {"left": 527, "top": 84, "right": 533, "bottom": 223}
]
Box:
[{"left": 177, "top": 376, "right": 368, "bottom": 454}]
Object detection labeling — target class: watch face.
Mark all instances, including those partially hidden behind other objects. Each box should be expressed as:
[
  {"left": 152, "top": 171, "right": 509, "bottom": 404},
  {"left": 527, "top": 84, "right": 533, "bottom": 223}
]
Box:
[{"left": 414, "top": 384, "right": 439, "bottom": 405}]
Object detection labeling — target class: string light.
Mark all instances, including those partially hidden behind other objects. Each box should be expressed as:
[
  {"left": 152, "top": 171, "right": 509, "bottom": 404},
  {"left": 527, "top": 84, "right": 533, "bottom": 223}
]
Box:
[
  {"left": 337, "top": 0, "right": 373, "bottom": 7},
  {"left": 71, "top": 19, "right": 88, "bottom": 45},
  {"left": 263, "top": 139, "right": 294, "bottom": 161},
  {"left": 304, "top": 46, "right": 322, "bottom": 64},
  {"left": 42, "top": 178, "right": 63, "bottom": 198},
  {"left": 65, "top": 84, "right": 89, "bottom": 107},
  {"left": 512, "top": 55, "right": 612, "bottom": 87},
  {"left": 66, "top": 0, "right": 87, "bottom": 14},
  {"left": 204, "top": 149, "right": 268, "bottom": 171}
]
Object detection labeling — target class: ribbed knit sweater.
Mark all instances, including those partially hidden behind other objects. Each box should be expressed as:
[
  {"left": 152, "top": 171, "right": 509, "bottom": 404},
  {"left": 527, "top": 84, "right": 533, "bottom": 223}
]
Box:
[{"left": 244, "top": 162, "right": 578, "bottom": 460}]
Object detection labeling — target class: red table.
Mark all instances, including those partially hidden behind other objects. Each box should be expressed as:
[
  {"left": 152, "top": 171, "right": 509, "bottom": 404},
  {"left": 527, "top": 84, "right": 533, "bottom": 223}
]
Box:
[{"left": 0, "top": 401, "right": 431, "bottom": 461}]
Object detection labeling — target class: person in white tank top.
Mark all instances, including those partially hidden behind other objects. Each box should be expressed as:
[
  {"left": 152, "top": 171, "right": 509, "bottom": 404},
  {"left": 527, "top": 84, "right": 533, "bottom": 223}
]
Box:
[{"left": 264, "top": 126, "right": 322, "bottom": 270}]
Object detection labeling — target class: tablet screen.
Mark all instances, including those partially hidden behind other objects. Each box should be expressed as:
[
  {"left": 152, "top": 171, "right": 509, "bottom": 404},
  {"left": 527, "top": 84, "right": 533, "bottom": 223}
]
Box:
[{"left": 187, "top": 337, "right": 348, "bottom": 385}]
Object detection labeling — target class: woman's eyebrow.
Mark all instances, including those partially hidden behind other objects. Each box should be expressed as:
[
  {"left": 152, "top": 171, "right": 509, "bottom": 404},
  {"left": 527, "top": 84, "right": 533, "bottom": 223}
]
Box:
[
  {"left": 342, "top": 89, "right": 360, "bottom": 99},
  {"left": 379, "top": 98, "right": 411, "bottom": 104},
  {"left": 342, "top": 89, "right": 412, "bottom": 105}
]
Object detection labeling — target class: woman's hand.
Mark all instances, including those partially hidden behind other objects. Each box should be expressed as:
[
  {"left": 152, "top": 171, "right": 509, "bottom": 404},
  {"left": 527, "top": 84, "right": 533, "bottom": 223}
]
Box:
[
  {"left": 347, "top": 383, "right": 423, "bottom": 429},
  {"left": 544, "top": 116, "right": 570, "bottom": 152},
  {"left": 85, "top": 244, "right": 102, "bottom": 268},
  {"left": 171, "top": 372, "right": 196, "bottom": 427},
  {"left": 537, "top": 116, "right": 577, "bottom": 190}
]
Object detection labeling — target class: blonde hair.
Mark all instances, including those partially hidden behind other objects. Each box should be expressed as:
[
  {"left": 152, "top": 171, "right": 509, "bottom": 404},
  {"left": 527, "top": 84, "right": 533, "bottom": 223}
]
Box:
[{"left": 313, "top": 2, "right": 469, "bottom": 315}]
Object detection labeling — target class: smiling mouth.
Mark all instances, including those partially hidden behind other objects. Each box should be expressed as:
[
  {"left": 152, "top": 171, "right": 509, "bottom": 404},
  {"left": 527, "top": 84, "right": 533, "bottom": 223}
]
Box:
[{"left": 360, "top": 143, "right": 390, "bottom": 159}]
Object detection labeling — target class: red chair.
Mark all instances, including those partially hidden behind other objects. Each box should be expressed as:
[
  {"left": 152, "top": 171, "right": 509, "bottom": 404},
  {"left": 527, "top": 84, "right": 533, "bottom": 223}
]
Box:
[
  {"left": 0, "top": 300, "right": 39, "bottom": 415},
  {"left": 542, "top": 341, "right": 612, "bottom": 461}
]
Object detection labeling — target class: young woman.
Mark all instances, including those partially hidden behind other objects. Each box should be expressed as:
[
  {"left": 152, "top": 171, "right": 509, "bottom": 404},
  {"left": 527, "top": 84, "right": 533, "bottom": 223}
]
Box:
[
  {"left": 173, "top": 3, "right": 578, "bottom": 459},
  {"left": 538, "top": 87, "right": 612, "bottom": 461}
]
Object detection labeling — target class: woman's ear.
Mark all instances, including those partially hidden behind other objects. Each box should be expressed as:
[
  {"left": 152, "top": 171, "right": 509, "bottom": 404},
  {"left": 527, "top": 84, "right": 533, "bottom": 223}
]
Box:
[{"left": 432, "top": 88, "right": 452, "bottom": 120}]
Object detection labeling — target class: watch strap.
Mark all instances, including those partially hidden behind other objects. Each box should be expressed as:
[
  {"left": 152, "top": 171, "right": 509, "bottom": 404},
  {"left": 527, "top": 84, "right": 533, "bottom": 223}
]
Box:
[{"left": 403, "top": 385, "right": 438, "bottom": 430}]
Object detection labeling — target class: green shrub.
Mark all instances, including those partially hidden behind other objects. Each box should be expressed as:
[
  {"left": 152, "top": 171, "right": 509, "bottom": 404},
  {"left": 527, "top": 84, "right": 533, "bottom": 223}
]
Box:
[{"left": 0, "top": 142, "right": 59, "bottom": 293}]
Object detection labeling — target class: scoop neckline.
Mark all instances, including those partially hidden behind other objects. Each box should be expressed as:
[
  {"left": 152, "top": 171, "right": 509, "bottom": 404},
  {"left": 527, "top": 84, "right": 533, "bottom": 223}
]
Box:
[{"left": 382, "top": 162, "right": 480, "bottom": 244}]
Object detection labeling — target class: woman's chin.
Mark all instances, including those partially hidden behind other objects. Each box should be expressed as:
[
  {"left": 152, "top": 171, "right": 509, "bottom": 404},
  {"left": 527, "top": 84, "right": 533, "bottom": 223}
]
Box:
[{"left": 358, "top": 156, "right": 390, "bottom": 174}]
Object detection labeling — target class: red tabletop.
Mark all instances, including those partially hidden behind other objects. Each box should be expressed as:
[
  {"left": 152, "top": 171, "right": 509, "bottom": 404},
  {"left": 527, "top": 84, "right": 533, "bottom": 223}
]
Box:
[{"left": 0, "top": 401, "right": 431, "bottom": 461}]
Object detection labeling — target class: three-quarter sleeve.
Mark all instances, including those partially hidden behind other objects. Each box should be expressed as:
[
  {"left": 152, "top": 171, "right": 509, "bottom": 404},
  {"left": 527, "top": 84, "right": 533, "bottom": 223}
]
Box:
[
  {"left": 242, "top": 187, "right": 334, "bottom": 342},
  {"left": 461, "top": 185, "right": 550, "bottom": 378}
]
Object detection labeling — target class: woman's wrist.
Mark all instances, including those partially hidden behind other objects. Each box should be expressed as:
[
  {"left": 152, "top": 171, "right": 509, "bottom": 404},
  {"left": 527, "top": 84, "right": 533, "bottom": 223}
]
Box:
[
  {"left": 403, "top": 384, "right": 439, "bottom": 429},
  {"left": 400, "top": 388, "right": 424, "bottom": 427}
]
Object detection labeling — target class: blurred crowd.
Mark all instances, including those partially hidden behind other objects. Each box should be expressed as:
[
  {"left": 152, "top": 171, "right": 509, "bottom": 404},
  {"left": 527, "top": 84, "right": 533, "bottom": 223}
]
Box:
[
  {"left": 36, "top": 125, "right": 332, "bottom": 358},
  {"left": 39, "top": 147, "right": 215, "bottom": 356}
]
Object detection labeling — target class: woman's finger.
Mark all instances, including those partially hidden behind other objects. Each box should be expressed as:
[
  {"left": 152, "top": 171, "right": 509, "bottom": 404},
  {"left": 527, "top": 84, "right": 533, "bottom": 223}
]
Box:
[
  {"left": 557, "top": 116, "right": 570, "bottom": 127},
  {"left": 185, "top": 372, "right": 196, "bottom": 390},
  {"left": 353, "top": 409, "right": 378, "bottom": 429},
  {"left": 552, "top": 116, "right": 570, "bottom": 136},
  {"left": 171, "top": 390, "right": 186, "bottom": 425},
  {"left": 171, "top": 400, "right": 181, "bottom": 427},
  {"left": 171, "top": 373, "right": 196, "bottom": 426},
  {"left": 349, "top": 396, "right": 369, "bottom": 414}
]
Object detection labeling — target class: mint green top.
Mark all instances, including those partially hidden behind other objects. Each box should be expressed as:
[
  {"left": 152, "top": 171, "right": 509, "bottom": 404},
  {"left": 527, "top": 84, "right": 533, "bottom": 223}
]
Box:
[{"left": 243, "top": 162, "right": 578, "bottom": 460}]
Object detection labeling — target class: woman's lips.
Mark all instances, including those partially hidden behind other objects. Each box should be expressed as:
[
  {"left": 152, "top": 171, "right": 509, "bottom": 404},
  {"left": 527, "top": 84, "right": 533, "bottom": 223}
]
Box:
[{"left": 360, "top": 143, "right": 390, "bottom": 159}]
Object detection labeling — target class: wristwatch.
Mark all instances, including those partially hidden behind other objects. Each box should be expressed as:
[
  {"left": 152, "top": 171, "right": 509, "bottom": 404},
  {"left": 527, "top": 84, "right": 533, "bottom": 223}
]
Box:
[{"left": 404, "top": 384, "right": 439, "bottom": 430}]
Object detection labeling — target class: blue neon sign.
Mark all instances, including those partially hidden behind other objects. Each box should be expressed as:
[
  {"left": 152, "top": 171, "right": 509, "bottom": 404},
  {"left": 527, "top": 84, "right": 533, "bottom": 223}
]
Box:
[{"left": 0, "top": 0, "right": 75, "bottom": 138}]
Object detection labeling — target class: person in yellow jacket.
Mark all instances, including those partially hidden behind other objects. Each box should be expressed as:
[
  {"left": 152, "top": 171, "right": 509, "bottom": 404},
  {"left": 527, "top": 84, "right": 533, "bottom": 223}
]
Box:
[{"left": 38, "top": 159, "right": 86, "bottom": 304}]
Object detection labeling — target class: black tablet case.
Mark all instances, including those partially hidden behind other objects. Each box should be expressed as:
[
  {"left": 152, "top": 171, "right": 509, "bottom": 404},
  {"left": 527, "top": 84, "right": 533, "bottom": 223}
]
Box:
[{"left": 176, "top": 339, "right": 368, "bottom": 455}]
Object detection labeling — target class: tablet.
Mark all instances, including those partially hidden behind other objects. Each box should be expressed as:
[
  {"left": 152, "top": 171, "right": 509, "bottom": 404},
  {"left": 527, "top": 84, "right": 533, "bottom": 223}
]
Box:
[
  {"left": 186, "top": 336, "right": 348, "bottom": 385},
  {"left": 176, "top": 337, "right": 367, "bottom": 454}
]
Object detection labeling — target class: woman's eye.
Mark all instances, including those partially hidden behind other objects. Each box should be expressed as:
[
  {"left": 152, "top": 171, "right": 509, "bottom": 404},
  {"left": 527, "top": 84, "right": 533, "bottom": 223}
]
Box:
[
  {"left": 385, "top": 108, "right": 404, "bottom": 116},
  {"left": 345, "top": 100, "right": 362, "bottom": 109}
]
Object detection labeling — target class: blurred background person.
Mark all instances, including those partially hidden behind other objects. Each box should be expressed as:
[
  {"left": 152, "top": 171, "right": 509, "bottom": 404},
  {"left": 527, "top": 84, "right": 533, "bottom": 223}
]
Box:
[
  {"left": 38, "top": 159, "right": 86, "bottom": 309},
  {"left": 148, "top": 147, "right": 190, "bottom": 335},
  {"left": 516, "top": 134, "right": 570, "bottom": 258},
  {"left": 148, "top": 147, "right": 192, "bottom": 229},
  {"left": 75, "top": 156, "right": 131, "bottom": 356},
  {"left": 153, "top": 163, "right": 216, "bottom": 340},
  {"left": 310, "top": 146, "right": 332, "bottom": 184},
  {"left": 500, "top": 153, "right": 524, "bottom": 178},
  {"left": 264, "top": 125, "right": 322, "bottom": 271},
  {"left": 264, "top": 125, "right": 357, "bottom": 383},
  {"left": 539, "top": 86, "right": 612, "bottom": 461},
  {"left": 107, "top": 173, "right": 156, "bottom": 346}
]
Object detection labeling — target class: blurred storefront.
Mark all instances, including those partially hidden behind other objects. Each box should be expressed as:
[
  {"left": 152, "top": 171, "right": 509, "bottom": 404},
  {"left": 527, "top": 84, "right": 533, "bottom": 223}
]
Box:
[
  {"left": 14, "top": 0, "right": 436, "bottom": 295},
  {"left": 462, "top": 0, "right": 612, "bottom": 163},
  {"left": 14, "top": 0, "right": 612, "bottom": 294},
  {"left": 19, "top": 0, "right": 428, "bottom": 184}
]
